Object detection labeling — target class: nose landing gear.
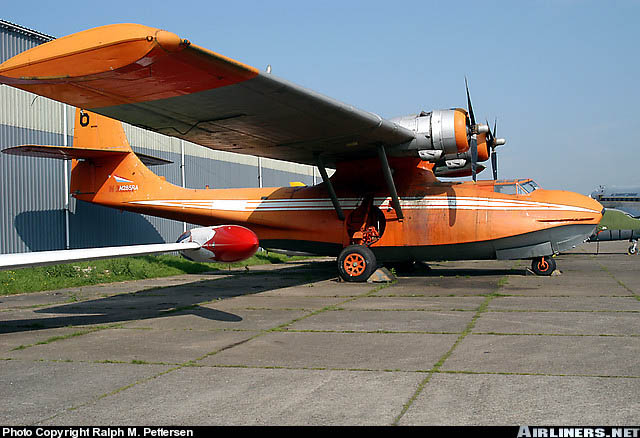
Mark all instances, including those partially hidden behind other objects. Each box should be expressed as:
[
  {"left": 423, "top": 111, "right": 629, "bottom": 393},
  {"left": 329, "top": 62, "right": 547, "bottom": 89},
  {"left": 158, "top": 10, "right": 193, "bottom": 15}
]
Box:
[{"left": 531, "top": 256, "right": 556, "bottom": 276}]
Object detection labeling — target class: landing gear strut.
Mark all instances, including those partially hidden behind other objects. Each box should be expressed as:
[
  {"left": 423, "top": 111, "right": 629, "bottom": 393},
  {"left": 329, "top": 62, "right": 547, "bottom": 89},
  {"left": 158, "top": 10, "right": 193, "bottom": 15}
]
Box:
[
  {"left": 531, "top": 256, "right": 556, "bottom": 276},
  {"left": 628, "top": 239, "right": 638, "bottom": 255},
  {"left": 338, "top": 245, "right": 377, "bottom": 282}
]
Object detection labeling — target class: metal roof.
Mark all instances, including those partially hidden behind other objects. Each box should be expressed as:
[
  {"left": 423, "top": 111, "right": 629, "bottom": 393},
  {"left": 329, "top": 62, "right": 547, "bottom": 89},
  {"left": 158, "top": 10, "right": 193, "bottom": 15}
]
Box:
[{"left": 0, "top": 19, "right": 54, "bottom": 42}]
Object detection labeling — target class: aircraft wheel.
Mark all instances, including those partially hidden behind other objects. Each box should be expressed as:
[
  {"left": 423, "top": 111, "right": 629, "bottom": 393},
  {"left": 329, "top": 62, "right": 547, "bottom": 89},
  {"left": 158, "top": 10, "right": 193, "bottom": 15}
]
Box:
[
  {"left": 628, "top": 244, "right": 637, "bottom": 255},
  {"left": 531, "top": 256, "right": 556, "bottom": 276},
  {"left": 338, "top": 245, "right": 377, "bottom": 282}
]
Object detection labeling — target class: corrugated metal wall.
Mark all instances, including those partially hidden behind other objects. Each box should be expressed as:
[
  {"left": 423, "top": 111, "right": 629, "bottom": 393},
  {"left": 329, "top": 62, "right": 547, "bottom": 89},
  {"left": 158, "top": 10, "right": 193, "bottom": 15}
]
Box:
[{"left": 0, "top": 20, "right": 317, "bottom": 254}]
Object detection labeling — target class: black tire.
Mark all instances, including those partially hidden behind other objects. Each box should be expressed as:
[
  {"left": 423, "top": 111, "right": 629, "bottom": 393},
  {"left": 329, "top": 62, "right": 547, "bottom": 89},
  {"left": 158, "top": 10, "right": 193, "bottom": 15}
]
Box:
[
  {"left": 531, "top": 256, "right": 556, "bottom": 276},
  {"left": 628, "top": 245, "right": 637, "bottom": 255},
  {"left": 338, "top": 245, "right": 377, "bottom": 282}
]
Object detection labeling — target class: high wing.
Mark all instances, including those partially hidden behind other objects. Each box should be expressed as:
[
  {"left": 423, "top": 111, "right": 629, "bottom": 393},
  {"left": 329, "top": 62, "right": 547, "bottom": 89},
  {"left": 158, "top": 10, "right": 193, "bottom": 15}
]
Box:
[{"left": 0, "top": 23, "right": 416, "bottom": 166}]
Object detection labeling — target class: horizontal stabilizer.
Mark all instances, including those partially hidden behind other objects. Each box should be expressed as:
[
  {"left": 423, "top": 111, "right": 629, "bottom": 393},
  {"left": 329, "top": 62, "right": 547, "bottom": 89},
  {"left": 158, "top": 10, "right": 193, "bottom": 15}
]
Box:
[
  {"left": 1, "top": 145, "right": 172, "bottom": 166},
  {"left": 1, "top": 144, "right": 129, "bottom": 160},
  {"left": 0, "top": 242, "right": 200, "bottom": 271}
]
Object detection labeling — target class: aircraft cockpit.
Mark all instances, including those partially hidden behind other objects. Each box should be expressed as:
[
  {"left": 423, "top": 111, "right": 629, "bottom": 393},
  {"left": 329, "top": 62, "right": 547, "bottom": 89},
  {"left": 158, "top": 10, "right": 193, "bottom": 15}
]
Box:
[{"left": 494, "top": 179, "right": 540, "bottom": 195}]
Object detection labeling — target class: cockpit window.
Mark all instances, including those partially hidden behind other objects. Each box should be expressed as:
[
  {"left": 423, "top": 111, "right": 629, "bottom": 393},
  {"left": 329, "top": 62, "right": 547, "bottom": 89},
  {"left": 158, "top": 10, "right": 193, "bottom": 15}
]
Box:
[
  {"left": 519, "top": 181, "right": 539, "bottom": 194},
  {"left": 494, "top": 179, "right": 540, "bottom": 195},
  {"left": 494, "top": 183, "right": 517, "bottom": 195}
]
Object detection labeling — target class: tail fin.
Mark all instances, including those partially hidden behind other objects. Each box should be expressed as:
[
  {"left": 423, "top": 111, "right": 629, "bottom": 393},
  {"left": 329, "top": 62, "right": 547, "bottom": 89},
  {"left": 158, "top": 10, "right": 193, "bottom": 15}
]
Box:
[
  {"left": 1, "top": 109, "right": 131, "bottom": 160},
  {"left": 71, "top": 110, "right": 171, "bottom": 166},
  {"left": 68, "top": 109, "right": 170, "bottom": 200},
  {"left": 72, "top": 109, "right": 133, "bottom": 153}
]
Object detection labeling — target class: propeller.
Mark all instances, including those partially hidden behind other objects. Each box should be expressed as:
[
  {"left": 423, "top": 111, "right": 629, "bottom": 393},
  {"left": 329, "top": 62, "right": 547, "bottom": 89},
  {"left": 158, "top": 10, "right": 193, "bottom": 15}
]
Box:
[
  {"left": 486, "top": 118, "right": 506, "bottom": 180},
  {"left": 464, "top": 78, "right": 488, "bottom": 182}
]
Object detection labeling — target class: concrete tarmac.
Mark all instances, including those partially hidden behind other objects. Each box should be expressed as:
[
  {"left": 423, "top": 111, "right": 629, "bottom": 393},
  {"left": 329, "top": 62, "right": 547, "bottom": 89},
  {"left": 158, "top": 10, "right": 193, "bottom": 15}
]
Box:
[{"left": 1, "top": 241, "right": 638, "bottom": 425}]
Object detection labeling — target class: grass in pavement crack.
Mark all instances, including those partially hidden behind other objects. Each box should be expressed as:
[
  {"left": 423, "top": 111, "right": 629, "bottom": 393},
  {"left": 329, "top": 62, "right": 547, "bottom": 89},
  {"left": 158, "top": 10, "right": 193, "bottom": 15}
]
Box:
[
  {"left": 195, "top": 279, "right": 397, "bottom": 361},
  {"left": 10, "top": 324, "right": 123, "bottom": 351},
  {"left": 392, "top": 290, "right": 499, "bottom": 425},
  {"left": 597, "top": 262, "right": 638, "bottom": 299}
]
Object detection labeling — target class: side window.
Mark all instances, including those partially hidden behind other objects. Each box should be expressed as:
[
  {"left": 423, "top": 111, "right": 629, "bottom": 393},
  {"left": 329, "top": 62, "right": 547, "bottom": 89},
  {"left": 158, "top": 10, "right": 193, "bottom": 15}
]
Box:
[{"left": 495, "top": 184, "right": 517, "bottom": 195}]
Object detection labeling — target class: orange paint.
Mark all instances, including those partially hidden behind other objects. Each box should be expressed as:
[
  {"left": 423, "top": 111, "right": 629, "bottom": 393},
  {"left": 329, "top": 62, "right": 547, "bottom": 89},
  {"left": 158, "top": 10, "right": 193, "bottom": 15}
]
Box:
[
  {"left": 476, "top": 132, "right": 490, "bottom": 162},
  {"left": 453, "top": 108, "right": 469, "bottom": 152},
  {"left": 0, "top": 23, "right": 259, "bottom": 109}
]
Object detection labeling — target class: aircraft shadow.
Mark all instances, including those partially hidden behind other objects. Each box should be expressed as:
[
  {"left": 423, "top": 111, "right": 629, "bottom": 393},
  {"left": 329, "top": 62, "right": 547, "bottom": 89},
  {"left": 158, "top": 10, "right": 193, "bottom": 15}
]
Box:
[
  {"left": 0, "top": 261, "right": 336, "bottom": 335},
  {"left": 386, "top": 262, "right": 528, "bottom": 277}
]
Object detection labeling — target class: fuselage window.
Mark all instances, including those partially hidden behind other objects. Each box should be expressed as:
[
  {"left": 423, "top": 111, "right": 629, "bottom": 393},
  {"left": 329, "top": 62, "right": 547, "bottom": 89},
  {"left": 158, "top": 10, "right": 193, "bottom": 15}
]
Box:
[{"left": 495, "top": 184, "right": 517, "bottom": 195}]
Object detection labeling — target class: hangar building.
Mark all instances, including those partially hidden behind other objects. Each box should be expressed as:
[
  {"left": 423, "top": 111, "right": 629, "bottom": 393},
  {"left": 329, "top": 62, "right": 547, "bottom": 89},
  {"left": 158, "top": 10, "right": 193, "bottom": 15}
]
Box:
[{"left": 0, "top": 20, "right": 318, "bottom": 254}]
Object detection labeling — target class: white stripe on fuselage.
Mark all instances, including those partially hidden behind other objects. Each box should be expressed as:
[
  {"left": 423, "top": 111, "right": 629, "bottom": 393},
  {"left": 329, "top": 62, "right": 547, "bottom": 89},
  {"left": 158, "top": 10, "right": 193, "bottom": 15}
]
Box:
[{"left": 127, "top": 196, "right": 600, "bottom": 214}]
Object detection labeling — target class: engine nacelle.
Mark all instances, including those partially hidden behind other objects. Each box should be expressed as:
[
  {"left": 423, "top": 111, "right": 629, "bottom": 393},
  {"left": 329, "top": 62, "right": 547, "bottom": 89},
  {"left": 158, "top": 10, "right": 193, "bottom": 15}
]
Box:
[
  {"left": 391, "top": 108, "right": 469, "bottom": 157},
  {"left": 177, "top": 225, "right": 259, "bottom": 263}
]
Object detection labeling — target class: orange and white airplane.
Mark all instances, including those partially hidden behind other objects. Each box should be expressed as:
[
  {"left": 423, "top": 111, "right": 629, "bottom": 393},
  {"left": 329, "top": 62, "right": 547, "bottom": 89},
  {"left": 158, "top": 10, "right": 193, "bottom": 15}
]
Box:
[{"left": 0, "top": 23, "right": 603, "bottom": 281}]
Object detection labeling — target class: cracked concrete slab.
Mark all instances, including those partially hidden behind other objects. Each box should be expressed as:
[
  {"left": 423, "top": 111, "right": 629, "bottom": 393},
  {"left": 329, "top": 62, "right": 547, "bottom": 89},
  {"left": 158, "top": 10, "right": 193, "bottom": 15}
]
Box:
[
  {"left": 289, "top": 309, "right": 475, "bottom": 333},
  {"left": 0, "top": 360, "right": 172, "bottom": 425},
  {"left": 200, "top": 331, "right": 459, "bottom": 371},
  {"left": 6, "top": 326, "right": 260, "bottom": 364},
  {"left": 399, "top": 373, "right": 640, "bottom": 425},
  {"left": 443, "top": 334, "right": 640, "bottom": 376},
  {"left": 474, "top": 311, "right": 640, "bottom": 336},
  {"left": 38, "top": 367, "right": 424, "bottom": 426}
]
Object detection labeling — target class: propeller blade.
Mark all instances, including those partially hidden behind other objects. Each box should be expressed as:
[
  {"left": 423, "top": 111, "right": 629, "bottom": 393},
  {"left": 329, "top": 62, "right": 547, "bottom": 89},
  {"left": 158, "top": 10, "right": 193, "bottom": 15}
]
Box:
[
  {"left": 471, "top": 137, "right": 478, "bottom": 182},
  {"left": 491, "top": 150, "right": 498, "bottom": 180},
  {"left": 465, "top": 77, "right": 476, "bottom": 126},
  {"left": 465, "top": 78, "right": 478, "bottom": 182},
  {"left": 490, "top": 119, "right": 498, "bottom": 180}
]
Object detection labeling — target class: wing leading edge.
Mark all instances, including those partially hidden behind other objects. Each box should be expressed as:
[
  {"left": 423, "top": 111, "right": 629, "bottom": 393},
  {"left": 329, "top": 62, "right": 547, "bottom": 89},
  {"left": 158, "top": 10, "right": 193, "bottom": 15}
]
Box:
[{"left": 0, "top": 23, "right": 415, "bottom": 166}]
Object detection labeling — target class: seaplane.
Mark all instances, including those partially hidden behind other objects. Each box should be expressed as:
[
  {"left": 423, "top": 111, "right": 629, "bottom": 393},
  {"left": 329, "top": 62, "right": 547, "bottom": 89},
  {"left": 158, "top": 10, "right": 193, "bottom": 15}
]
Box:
[{"left": 0, "top": 23, "right": 603, "bottom": 281}]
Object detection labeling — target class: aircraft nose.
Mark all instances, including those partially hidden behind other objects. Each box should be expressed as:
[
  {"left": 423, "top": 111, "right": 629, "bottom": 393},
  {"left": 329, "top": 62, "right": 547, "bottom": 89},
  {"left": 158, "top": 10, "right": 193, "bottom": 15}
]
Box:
[
  {"left": 569, "top": 191, "right": 604, "bottom": 222},
  {"left": 583, "top": 193, "right": 605, "bottom": 219},
  {"left": 538, "top": 189, "right": 603, "bottom": 224}
]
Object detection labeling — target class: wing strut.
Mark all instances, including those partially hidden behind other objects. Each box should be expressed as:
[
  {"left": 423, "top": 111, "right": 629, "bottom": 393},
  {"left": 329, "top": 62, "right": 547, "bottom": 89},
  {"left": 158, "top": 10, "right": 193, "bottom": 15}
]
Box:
[
  {"left": 377, "top": 145, "right": 404, "bottom": 220},
  {"left": 316, "top": 155, "right": 345, "bottom": 221}
]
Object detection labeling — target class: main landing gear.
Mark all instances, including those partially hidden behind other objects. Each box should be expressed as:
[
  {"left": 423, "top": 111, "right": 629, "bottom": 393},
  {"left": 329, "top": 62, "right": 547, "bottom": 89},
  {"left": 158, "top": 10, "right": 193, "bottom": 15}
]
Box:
[
  {"left": 530, "top": 256, "right": 556, "bottom": 276},
  {"left": 338, "top": 245, "right": 377, "bottom": 282},
  {"left": 628, "top": 239, "right": 638, "bottom": 256}
]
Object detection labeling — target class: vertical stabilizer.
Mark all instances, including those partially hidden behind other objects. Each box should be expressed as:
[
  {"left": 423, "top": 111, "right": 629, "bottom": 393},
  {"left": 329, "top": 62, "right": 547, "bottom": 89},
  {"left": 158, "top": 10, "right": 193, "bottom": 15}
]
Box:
[
  {"left": 73, "top": 110, "right": 132, "bottom": 152},
  {"left": 69, "top": 110, "right": 173, "bottom": 206}
]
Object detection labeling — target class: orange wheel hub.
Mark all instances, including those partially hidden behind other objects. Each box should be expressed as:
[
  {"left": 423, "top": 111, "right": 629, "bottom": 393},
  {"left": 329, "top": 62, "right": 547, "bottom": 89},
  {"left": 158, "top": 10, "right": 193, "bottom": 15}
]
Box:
[
  {"left": 343, "top": 253, "right": 366, "bottom": 277},
  {"left": 538, "top": 259, "right": 549, "bottom": 271}
]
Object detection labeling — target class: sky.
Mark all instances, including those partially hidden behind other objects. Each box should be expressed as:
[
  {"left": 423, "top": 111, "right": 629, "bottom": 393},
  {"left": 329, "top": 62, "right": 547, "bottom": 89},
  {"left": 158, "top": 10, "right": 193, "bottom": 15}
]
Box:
[{"left": 3, "top": 0, "right": 639, "bottom": 195}]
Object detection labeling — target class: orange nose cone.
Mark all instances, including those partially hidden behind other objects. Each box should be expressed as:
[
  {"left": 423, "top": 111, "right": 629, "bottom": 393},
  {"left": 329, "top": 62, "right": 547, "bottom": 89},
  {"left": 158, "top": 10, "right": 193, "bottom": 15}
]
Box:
[{"left": 476, "top": 133, "right": 490, "bottom": 162}]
